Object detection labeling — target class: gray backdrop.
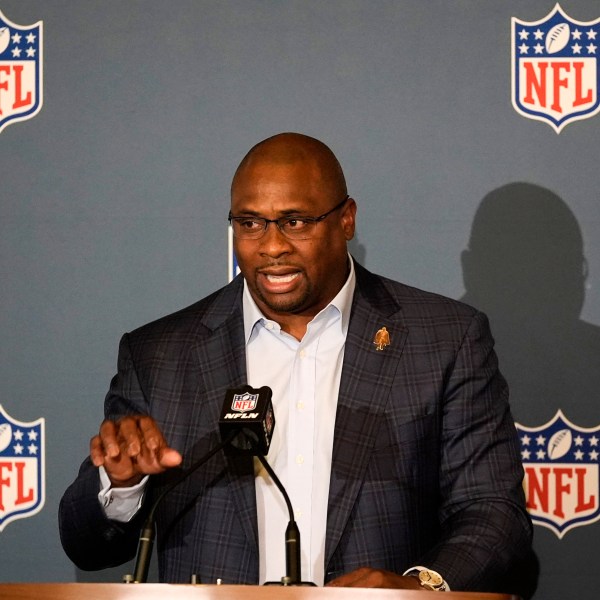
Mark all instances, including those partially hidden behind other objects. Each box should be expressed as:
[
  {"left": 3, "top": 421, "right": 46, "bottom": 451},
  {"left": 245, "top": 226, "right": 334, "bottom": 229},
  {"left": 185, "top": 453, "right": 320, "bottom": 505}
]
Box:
[{"left": 1, "top": 2, "right": 598, "bottom": 599}]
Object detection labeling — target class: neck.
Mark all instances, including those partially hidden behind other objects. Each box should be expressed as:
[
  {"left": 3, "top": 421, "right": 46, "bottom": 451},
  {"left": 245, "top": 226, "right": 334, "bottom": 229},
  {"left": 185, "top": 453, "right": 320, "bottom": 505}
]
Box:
[{"left": 276, "top": 315, "right": 312, "bottom": 341}]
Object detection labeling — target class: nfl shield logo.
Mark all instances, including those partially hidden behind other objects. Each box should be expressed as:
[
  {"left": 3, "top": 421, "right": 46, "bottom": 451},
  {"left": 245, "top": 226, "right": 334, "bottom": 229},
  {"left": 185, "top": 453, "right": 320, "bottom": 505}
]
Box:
[
  {"left": 0, "top": 405, "right": 45, "bottom": 532},
  {"left": 516, "top": 410, "right": 600, "bottom": 538},
  {"left": 0, "top": 10, "right": 43, "bottom": 134},
  {"left": 231, "top": 392, "right": 258, "bottom": 413},
  {"left": 511, "top": 3, "right": 600, "bottom": 133}
]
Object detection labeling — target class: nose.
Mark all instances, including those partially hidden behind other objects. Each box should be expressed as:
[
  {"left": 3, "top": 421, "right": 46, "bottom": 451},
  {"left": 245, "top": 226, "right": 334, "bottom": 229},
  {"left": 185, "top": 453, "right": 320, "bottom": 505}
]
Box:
[{"left": 258, "top": 221, "right": 294, "bottom": 257}]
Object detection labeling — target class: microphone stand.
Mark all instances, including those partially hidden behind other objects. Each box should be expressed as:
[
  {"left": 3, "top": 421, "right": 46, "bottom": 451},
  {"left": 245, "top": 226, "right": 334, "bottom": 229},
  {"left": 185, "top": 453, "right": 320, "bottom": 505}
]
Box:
[
  {"left": 254, "top": 453, "right": 302, "bottom": 585},
  {"left": 241, "top": 433, "right": 315, "bottom": 587}
]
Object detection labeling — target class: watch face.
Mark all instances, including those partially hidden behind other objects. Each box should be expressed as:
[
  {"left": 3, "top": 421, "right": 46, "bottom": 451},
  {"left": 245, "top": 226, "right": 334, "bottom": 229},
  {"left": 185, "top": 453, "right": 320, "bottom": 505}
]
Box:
[{"left": 419, "top": 569, "right": 444, "bottom": 587}]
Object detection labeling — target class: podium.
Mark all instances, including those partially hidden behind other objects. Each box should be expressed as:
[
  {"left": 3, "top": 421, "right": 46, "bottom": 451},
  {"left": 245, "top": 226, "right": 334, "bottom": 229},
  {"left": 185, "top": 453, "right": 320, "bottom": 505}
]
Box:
[{"left": 0, "top": 584, "right": 519, "bottom": 600}]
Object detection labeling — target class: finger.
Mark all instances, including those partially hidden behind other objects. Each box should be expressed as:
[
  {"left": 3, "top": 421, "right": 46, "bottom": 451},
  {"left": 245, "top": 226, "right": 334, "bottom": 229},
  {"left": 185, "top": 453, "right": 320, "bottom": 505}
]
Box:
[
  {"left": 98, "top": 419, "right": 122, "bottom": 458},
  {"left": 136, "top": 415, "right": 182, "bottom": 468},
  {"left": 134, "top": 436, "right": 178, "bottom": 474},
  {"left": 158, "top": 447, "right": 183, "bottom": 467},
  {"left": 116, "top": 416, "right": 146, "bottom": 457},
  {"left": 137, "top": 414, "right": 170, "bottom": 453},
  {"left": 90, "top": 435, "right": 106, "bottom": 467},
  {"left": 97, "top": 418, "right": 146, "bottom": 484}
]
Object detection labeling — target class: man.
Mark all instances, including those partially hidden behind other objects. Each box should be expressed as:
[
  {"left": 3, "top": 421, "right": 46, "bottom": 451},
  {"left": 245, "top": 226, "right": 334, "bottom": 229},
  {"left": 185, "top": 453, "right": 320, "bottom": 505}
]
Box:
[{"left": 59, "top": 133, "right": 532, "bottom": 592}]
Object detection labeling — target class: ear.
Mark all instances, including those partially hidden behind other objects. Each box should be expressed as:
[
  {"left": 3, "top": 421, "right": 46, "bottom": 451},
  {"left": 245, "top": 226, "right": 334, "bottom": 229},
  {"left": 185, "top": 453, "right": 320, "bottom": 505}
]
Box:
[{"left": 341, "top": 198, "right": 357, "bottom": 241}]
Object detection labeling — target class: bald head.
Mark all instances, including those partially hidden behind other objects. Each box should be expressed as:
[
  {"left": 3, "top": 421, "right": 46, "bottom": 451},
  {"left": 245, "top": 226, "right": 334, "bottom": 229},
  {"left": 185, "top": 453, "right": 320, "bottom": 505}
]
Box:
[{"left": 231, "top": 132, "right": 347, "bottom": 200}]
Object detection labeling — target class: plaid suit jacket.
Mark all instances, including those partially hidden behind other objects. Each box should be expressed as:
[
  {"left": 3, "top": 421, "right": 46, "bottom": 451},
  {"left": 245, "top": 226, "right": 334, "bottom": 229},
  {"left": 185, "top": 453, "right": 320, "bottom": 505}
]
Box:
[{"left": 59, "top": 261, "right": 531, "bottom": 591}]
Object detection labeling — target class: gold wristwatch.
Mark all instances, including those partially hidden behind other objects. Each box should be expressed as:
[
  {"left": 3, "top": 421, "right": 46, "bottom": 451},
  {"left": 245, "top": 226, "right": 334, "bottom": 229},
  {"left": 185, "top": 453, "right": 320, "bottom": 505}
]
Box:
[{"left": 403, "top": 567, "right": 449, "bottom": 592}]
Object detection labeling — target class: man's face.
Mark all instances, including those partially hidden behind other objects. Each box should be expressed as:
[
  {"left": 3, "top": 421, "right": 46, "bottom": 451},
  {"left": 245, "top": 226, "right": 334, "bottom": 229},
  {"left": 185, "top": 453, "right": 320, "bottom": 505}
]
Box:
[{"left": 231, "top": 159, "right": 356, "bottom": 323}]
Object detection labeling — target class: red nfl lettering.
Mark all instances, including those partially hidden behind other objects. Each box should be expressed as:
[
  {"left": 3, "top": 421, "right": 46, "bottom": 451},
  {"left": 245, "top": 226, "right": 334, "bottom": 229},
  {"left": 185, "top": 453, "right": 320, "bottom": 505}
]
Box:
[
  {"left": 517, "top": 410, "right": 600, "bottom": 538},
  {"left": 526, "top": 465, "right": 596, "bottom": 519},
  {"left": 521, "top": 61, "right": 594, "bottom": 113},
  {"left": 0, "top": 461, "right": 34, "bottom": 511},
  {"left": 0, "top": 64, "right": 33, "bottom": 114},
  {"left": 232, "top": 399, "right": 254, "bottom": 412}
]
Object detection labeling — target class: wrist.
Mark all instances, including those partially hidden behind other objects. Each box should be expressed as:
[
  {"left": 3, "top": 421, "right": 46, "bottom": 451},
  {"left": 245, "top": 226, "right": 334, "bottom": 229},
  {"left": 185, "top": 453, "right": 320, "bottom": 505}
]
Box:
[
  {"left": 403, "top": 566, "right": 450, "bottom": 592},
  {"left": 98, "top": 465, "right": 145, "bottom": 490},
  {"left": 110, "top": 473, "right": 144, "bottom": 488}
]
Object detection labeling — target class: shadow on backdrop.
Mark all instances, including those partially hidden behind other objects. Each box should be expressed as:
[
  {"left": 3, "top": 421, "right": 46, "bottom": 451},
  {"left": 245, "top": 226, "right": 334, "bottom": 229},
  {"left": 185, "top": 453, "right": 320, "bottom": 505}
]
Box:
[
  {"left": 460, "top": 182, "right": 600, "bottom": 600},
  {"left": 461, "top": 182, "right": 600, "bottom": 424}
]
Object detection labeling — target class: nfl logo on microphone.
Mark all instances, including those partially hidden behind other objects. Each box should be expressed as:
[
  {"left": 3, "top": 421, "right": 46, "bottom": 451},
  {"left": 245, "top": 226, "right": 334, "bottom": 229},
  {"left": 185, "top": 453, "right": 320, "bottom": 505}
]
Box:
[
  {"left": 0, "top": 9, "right": 43, "bottom": 134},
  {"left": 516, "top": 410, "right": 600, "bottom": 538},
  {"left": 512, "top": 4, "right": 600, "bottom": 133},
  {"left": 231, "top": 392, "right": 259, "bottom": 413},
  {"left": 0, "top": 405, "right": 45, "bottom": 532}
]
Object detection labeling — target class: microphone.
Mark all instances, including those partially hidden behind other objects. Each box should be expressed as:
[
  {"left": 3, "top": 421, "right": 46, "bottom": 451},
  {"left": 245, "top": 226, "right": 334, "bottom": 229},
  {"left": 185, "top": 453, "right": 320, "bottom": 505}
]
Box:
[
  {"left": 219, "top": 385, "right": 315, "bottom": 587},
  {"left": 218, "top": 385, "right": 275, "bottom": 455}
]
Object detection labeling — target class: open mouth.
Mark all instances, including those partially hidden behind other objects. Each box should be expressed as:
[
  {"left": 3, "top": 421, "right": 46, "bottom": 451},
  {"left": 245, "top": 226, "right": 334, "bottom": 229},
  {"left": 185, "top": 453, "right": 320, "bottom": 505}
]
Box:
[
  {"left": 259, "top": 269, "right": 302, "bottom": 293},
  {"left": 265, "top": 273, "right": 300, "bottom": 284}
]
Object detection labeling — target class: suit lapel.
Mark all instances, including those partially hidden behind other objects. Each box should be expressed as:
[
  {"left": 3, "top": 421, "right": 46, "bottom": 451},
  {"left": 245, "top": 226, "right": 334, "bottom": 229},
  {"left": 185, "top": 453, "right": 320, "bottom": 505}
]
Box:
[
  {"left": 325, "top": 264, "right": 408, "bottom": 566},
  {"left": 194, "top": 278, "right": 259, "bottom": 552}
]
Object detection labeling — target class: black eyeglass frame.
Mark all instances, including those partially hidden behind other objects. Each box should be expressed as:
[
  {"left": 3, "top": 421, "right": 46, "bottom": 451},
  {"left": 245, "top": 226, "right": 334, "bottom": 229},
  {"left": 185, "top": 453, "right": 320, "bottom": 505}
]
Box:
[{"left": 228, "top": 195, "right": 350, "bottom": 240}]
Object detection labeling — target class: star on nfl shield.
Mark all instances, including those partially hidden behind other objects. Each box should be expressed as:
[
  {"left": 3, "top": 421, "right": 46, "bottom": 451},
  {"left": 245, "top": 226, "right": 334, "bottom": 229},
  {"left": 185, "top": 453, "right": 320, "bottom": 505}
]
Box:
[
  {"left": 0, "top": 405, "right": 45, "bottom": 532},
  {"left": 516, "top": 410, "right": 600, "bottom": 538},
  {"left": 511, "top": 3, "right": 600, "bottom": 133},
  {"left": 0, "top": 9, "right": 43, "bottom": 134}
]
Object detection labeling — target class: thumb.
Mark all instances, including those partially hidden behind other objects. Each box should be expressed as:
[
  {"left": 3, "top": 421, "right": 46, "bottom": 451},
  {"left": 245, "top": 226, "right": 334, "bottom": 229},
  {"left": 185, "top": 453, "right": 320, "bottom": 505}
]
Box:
[{"left": 159, "top": 447, "right": 183, "bottom": 467}]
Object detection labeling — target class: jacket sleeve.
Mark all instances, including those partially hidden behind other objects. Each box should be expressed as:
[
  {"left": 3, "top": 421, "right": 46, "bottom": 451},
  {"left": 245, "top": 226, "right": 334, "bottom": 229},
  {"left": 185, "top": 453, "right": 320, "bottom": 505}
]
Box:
[
  {"left": 420, "top": 310, "right": 533, "bottom": 593},
  {"left": 58, "top": 333, "right": 150, "bottom": 571}
]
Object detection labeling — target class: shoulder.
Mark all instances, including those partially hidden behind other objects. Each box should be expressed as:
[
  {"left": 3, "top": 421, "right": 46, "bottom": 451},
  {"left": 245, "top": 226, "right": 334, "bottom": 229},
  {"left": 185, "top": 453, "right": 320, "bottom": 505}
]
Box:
[
  {"left": 354, "top": 261, "right": 479, "bottom": 321},
  {"left": 125, "top": 276, "right": 244, "bottom": 348},
  {"left": 352, "top": 261, "right": 494, "bottom": 351}
]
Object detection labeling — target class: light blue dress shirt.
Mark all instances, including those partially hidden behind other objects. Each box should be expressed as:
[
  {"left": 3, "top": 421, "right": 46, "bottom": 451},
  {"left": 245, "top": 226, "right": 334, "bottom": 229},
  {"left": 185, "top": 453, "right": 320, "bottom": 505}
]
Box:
[{"left": 244, "top": 258, "right": 355, "bottom": 585}]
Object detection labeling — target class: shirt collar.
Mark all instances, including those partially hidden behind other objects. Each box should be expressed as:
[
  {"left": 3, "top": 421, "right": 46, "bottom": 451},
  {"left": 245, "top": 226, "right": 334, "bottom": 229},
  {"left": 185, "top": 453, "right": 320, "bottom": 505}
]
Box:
[{"left": 242, "top": 254, "right": 356, "bottom": 344}]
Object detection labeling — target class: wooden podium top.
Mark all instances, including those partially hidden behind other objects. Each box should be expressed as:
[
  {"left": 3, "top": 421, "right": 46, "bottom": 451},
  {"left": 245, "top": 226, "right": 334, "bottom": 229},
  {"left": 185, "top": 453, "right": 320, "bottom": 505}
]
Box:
[{"left": 0, "top": 583, "right": 519, "bottom": 600}]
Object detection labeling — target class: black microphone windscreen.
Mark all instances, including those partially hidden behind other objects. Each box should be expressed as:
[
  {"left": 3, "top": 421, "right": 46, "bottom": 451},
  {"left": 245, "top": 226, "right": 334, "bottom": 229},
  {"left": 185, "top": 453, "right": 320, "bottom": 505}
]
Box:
[{"left": 218, "top": 385, "right": 275, "bottom": 455}]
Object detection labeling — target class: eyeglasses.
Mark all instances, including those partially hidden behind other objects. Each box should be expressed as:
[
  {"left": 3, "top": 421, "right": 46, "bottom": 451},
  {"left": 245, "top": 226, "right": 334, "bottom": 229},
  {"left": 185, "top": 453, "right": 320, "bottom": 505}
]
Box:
[{"left": 228, "top": 195, "right": 349, "bottom": 240}]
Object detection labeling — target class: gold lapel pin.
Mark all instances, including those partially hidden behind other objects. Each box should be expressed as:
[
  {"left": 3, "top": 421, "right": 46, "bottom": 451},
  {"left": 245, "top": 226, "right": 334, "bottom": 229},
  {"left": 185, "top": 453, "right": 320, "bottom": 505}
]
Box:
[{"left": 373, "top": 326, "right": 390, "bottom": 351}]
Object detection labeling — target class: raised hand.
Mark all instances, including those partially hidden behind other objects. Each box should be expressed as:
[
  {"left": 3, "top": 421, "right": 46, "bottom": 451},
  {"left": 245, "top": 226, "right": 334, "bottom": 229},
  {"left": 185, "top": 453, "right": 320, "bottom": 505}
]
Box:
[{"left": 90, "top": 415, "right": 182, "bottom": 487}]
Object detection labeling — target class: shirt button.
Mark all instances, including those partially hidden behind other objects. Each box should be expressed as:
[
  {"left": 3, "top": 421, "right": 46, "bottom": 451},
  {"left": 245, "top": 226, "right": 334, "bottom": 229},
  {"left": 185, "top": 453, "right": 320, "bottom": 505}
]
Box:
[
  {"left": 296, "top": 454, "right": 304, "bottom": 465},
  {"left": 295, "top": 510, "right": 303, "bottom": 519},
  {"left": 296, "top": 402, "right": 304, "bottom": 410},
  {"left": 299, "top": 349, "right": 306, "bottom": 359},
  {"left": 266, "top": 322, "right": 274, "bottom": 330}
]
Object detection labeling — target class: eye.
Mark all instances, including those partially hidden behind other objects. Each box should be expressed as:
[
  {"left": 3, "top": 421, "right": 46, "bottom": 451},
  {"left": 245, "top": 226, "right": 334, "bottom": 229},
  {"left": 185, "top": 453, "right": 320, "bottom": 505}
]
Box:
[
  {"left": 281, "top": 217, "right": 310, "bottom": 231},
  {"left": 236, "top": 218, "right": 264, "bottom": 231}
]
